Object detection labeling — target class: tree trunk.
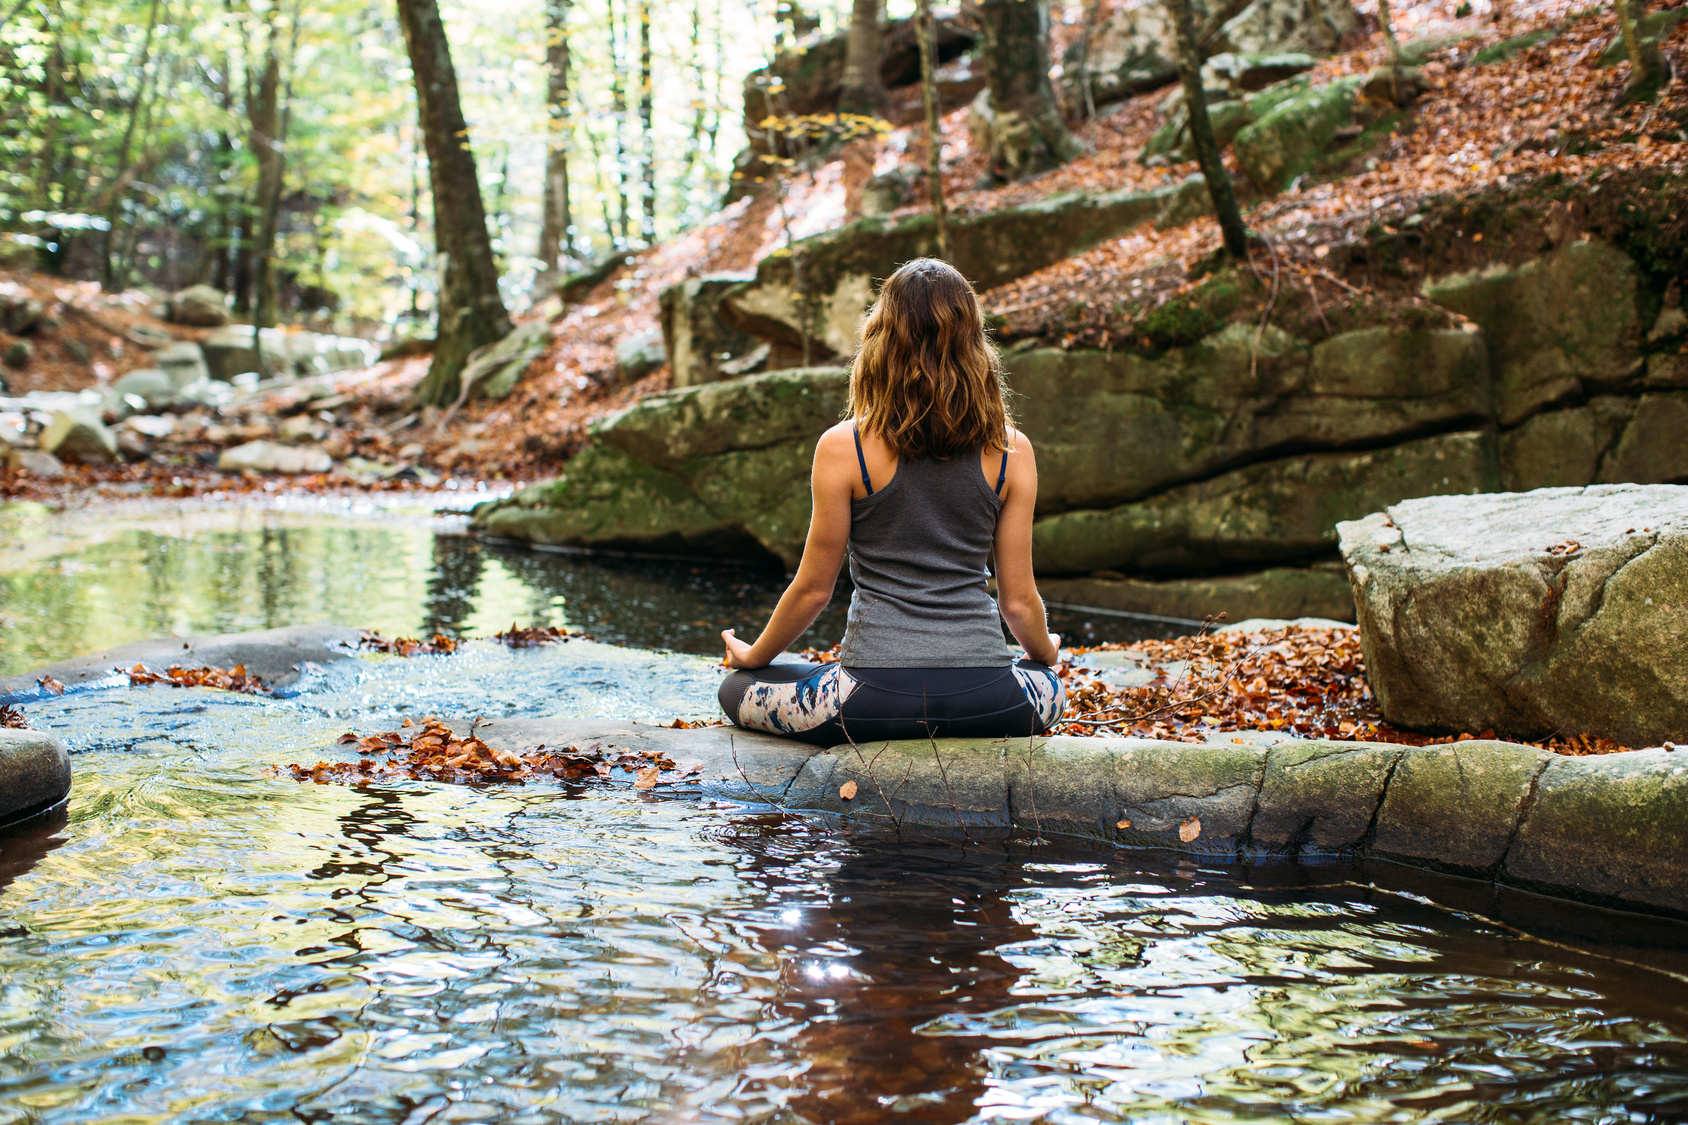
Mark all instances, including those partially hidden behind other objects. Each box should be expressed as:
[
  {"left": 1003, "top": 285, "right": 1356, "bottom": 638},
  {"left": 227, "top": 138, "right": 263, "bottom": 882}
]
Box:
[
  {"left": 100, "top": 0, "right": 160, "bottom": 289},
  {"left": 610, "top": 0, "right": 630, "bottom": 245},
  {"left": 1168, "top": 0, "right": 1248, "bottom": 258},
  {"left": 977, "top": 0, "right": 1080, "bottom": 181},
  {"left": 1075, "top": 0, "right": 1105, "bottom": 121},
  {"left": 250, "top": 45, "right": 286, "bottom": 332},
  {"left": 915, "top": 0, "right": 948, "bottom": 258},
  {"left": 1376, "top": 0, "right": 1404, "bottom": 102},
  {"left": 537, "top": 0, "right": 572, "bottom": 275},
  {"left": 638, "top": 0, "right": 654, "bottom": 243},
  {"left": 1615, "top": 0, "right": 1668, "bottom": 102},
  {"left": 839, "top": 0, "right": 887, "bottom": 115},
  {"left": 396, "top": 0, "right": 512, "bottom": 406}
]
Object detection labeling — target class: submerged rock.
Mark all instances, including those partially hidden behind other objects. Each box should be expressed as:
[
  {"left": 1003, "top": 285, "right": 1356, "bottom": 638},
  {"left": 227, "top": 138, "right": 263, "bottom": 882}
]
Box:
[{"left": 1339, "top": 484, "right": 1688, "bottom": 747}]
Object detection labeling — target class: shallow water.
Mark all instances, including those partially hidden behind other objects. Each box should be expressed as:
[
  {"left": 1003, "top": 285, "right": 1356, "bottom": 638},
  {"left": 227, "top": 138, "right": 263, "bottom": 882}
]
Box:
[
  {"left": 3, "top": 501, "right": 1688, "bottom": 1123},
  {"left": 0, "top": 498, "right": 1187, "bottom": 676}
]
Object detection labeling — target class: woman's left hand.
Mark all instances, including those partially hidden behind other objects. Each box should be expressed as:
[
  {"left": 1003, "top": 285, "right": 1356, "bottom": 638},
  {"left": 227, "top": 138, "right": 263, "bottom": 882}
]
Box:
[{"left": 721, "top": 628, "right": 759, "bottom": 669}]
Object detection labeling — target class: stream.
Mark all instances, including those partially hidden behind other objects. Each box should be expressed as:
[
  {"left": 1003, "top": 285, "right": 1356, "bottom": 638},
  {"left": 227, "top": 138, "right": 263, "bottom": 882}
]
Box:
[{"left": 2, "top": 497, "right": 1687, "bottom": 1124}]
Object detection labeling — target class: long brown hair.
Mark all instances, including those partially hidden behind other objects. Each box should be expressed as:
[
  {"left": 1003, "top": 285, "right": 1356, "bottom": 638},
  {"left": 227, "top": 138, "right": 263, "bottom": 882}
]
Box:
[{"left": 846, "top": 258, "right": 1013, "bottom": 459}]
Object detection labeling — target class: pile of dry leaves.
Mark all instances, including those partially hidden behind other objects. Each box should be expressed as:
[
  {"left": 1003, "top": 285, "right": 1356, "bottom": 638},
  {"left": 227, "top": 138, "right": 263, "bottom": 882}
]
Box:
[
  {"left": 0, "top": 704, "right": 27, "bottom": 729},
  {"left": 125, "top": 662, "right": 270, "bottom": 694},
  {"left": 1054, "top": 624, "right": 1634, "bottom": 755},
  {"left": 487, "top": 623, "right": 593, "bottom": 647},
  {"left": 356, "top": 630, "right": 461, "bottom": 656},
  {"left": 287, "top": 716, "right": 700, "bottom": 788}
]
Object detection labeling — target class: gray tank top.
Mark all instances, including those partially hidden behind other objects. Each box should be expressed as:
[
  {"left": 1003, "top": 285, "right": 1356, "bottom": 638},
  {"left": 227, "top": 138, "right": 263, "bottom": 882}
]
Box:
[{"left": 837, "top": 429, "right": 1014, "bottom": 669}]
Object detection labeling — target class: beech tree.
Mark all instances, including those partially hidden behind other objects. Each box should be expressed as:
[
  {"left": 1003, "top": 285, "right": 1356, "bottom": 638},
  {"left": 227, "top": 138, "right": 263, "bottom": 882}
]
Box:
[
  {"left": 977, "top": 0, "right": 1081, "bottom": 181},
  {"left": 396, "top": 0, "right": 511, "bottom": 405}
]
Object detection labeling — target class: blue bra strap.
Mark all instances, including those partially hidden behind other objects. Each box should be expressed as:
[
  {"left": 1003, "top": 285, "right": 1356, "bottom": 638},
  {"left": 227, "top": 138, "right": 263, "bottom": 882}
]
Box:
[
  {"left": 995, "top": 449, "right": 1009, "bottom": 496},
  {"left": 853, "top": 423, "right": 874, "bottom": 496}
]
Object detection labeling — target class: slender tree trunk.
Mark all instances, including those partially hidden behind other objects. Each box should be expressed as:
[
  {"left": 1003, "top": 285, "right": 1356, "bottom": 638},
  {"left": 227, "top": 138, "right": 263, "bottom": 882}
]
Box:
[
  {"left": 1376, "top": 0, "right": 1403, "bottom": 102},
  {"left": 638, "top": 0, "right": 654, "bottom": 243},
  {"left": 1615, "top": 0, "right": 1668, "bottom": 101},
  {"left": 609, "top": 0, "right": 629, "bottom": 245},
  {"left": 977, "top": 0, "right": 1080, "bottom": 181},
  {"left": 250, "top": 43, "right": 286, "bottom": 331},
  {"left": 100, "top": 0, "right": 160, "bottom": 289},
  {"left": 915, "top": 0, "right": 948, "bottom": 258},
  {"left": 537, "top": 0, "right": 572, "bottom": 275},
  {"left": 685, "top": 0, "right": 705, "bottom": 189},
  {"left": 396, "top": 0, "right": 512, "bottom": 405},
  {"left": 839, "top": 0, "right": 887, "bottom": 115},
  {"left": 1169, "top": 0, "right": 1248, "bottom": 258},
  {"left": 34, "top": 5, "right": 62, "bottom": 207},
  {"left": 1075, "top": 0, "right": 1105, "bottom": 120}
]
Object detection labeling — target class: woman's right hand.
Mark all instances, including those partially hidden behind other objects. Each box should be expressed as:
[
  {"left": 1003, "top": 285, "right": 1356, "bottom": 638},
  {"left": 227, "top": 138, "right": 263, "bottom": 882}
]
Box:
[
  {"left": 1030, "top": 632, "right": 1061, "bottom": 666},
  {"left": 722, "top": 628, "right": 760, "bottom": 669}
]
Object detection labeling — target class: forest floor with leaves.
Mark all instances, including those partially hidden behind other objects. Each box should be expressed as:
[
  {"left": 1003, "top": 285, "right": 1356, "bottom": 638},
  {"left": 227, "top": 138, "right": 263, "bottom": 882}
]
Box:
[{"left": 5, "top": 0, "right": 1688, "bottom": 495}]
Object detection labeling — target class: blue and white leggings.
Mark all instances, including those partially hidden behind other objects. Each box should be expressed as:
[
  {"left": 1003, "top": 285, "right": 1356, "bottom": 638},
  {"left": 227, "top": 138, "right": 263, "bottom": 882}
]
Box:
[{"left": 718, "top": 660, "right": 1065, "bottom": 746}]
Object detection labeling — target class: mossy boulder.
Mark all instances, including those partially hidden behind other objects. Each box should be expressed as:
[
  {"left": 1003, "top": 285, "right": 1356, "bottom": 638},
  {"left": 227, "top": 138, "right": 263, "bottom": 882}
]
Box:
[
  {"left": 1232, "top": 75, "right": 1364, "bottom": 192},
  {"left": 472, "top": 444, "right": 762, "bottom": 558},
  {"left": 1422, "top": 239, "right": 1642, "bottom": 425}
]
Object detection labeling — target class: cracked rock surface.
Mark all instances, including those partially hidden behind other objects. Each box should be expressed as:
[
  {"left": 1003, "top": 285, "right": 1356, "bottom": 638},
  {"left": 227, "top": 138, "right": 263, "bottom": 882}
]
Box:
[{"left": 1338, "top": 484, "right": 1688, "bottom": 747}]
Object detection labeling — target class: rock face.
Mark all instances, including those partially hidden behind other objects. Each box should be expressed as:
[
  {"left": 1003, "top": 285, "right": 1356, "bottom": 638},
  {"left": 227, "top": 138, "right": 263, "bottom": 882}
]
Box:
[
  {"left": 1339, "top": 485, "right": 1688, "bottom": 747},
  {"left": 614, "top": 330, "right": 668, "bottom": 384},
  {"left": 717, "top": 185, "right": 1180, "bottom": 358},
  {"left": 112, "top": 368, "right": 176, "bottom": 409},
  {"left": 458, "top": 320, "right": 552, "bottom": 401},
  {"left": 155, "top": 341, "right": 211, "bottom": 388},
  {"left": 0, "top": 730, "right": 73, "bottom": 828},
  {"left": 168, "top": 284, "right": 230, "bottom": 327},
  {"left": 1062, "top": 0, "right": 1247, "bottom": 107},
  {"left": 1212, "top": 0, "right": 1362, "bottom": 55},
  {"left": 1232, "top": 74, "right": 1364, "bottom": 192},
  {"left": 477, "top": 236, "right": 1681, "bottom": 625},
  {"left": 40, "top": 408, "right": 118, "bottom": 464},
  {"left": 659, "top": 273, "right": 759, "bottom": 387}
]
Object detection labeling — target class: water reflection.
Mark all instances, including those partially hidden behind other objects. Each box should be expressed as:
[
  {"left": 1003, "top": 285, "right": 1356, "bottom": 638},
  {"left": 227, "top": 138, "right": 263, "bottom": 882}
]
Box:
[{"left": 0, "top": 502, "right": 1188, "bottom": 675}]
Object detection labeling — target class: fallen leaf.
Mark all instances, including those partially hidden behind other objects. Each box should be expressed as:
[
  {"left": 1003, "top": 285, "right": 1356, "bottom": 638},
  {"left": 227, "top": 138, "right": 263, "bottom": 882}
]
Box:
[
  {"left": 37, "top": 676, "right": 64, "bottom": 696},
  {"left": 633, "top": 766, "right": 660, "bottom": 789},
  {"left": 839, "top": 780, "right": 858, "bottom": 800},
  {"left": 1116, "top": 818, "right": 1131, "bottom": 829},
  {"left": 1179, "top": 816, "right": 1201, "bottom": 843}
]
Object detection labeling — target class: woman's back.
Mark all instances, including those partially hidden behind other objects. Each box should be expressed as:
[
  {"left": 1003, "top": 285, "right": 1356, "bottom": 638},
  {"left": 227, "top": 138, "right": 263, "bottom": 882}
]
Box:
[{"left": 839, "top": 444, "right": 1013, "bottom": 669}]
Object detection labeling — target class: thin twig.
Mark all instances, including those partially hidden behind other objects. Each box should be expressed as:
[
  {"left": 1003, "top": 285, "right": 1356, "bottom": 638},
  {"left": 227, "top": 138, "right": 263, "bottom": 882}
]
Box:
[{"left": 1303, "top": 267, "right": 1334, "bottom": 336}]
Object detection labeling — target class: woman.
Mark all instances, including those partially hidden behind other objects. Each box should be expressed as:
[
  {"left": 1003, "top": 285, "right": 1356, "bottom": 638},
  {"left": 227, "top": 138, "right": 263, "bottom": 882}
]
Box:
[{"left": 718, "top": 258, "right": 1064, "bottom": 746}]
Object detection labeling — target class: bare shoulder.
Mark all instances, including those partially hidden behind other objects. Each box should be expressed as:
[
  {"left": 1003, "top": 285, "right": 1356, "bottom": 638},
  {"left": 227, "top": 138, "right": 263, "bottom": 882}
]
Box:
[
  {"left": 1006, "top": 426, "right": 1035, "bottom": 455},
  {"left": 815, "top": 421, "right": 856, "bottom": 457}
]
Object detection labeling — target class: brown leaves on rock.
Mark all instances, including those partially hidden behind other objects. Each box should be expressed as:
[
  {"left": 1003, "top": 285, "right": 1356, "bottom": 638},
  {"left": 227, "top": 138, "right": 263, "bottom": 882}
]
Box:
[
  {"left": 839, "top": 780, "right": 859, "bottom": 800},
  {"left": 488, "top": 623, "right": 593, "bottom": 647},
  {"left": 357, "top": 630, "right": 461, "bottom": 656},
  {"left": 290, "top": 717, "right": 700, "bottom": 789},
  {"left": 36, "top": 675, "right": 64, "bottom": 696},
  {"left": 1056, "top": 624, "right": 1634, "bottom": 755},
  {"left": 1178, "top": 816, "right": 1202, "bottom": 843},
  {"left": 125, "top": 662, "right": 270, "bottom": 694},
  {"left": 0, "top": 704, "right": 27, "bottom": 729}
]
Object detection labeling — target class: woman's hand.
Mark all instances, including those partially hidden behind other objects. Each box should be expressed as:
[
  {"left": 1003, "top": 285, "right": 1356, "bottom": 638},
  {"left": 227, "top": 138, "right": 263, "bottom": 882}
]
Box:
[
  {"left": 722, "top": 628, "right": 761, "bottom": 669},
  {"left": 1027, "top": 632, "right": 1061, "bottom": 666}
]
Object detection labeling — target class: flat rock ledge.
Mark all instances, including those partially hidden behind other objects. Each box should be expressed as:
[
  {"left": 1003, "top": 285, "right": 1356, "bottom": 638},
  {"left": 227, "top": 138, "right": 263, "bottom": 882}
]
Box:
[
  {"left": 476, "top": 717, "right": 1688, "bottom": 918},
  {"left": 0, "top": 624, "right": 366, "bottom": 703},
  {"left": 0, "top": 730, "right": 72, "bottom": 829}
]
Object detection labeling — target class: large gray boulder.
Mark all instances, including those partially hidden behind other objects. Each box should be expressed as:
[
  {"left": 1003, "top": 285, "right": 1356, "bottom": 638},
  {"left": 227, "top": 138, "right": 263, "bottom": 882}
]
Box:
[
  {"left": 1339, "top": 485, "right": 1688, "bottom": 747},
  {"left": 40, "top": 408, "right": 118, "bottom": 464},
  {"left": 1212, "top": 0, "right": 1362, "bottom": 55},
  {"left": 200, "top": 326, "right": 376, "bottom": 383},
  {"left": 155, "top": 341, "right": 211, "bottom": 388},
  {"left": 0, "top": 730, "right": 72, "bottom": 828},
  {"left": 168, "top": 284, "right": 230, "bottom": 327},
  {"left": 218, "top": 440, "right": 333, "bottom": 475},
  {"left": 1061, "top": 0, "right": 1249, "bottom": 108},
  {"left": 112, "top": 368, "right": 176, "bottom": 409}
]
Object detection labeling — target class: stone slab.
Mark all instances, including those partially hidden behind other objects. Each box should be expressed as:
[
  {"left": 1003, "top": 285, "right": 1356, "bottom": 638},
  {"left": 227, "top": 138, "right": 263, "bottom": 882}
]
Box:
[
  {"left": 0, "top": 730, "right": 72, "bottom": 829},
  {"left": 1252, "top": 739, "right": 1402, "bottom": 854},
  {"left": 1371, "top": 739, "right": 1553, "bottom": 871},
  {"left": 0, "top": 625, "right": 367, "bottom": 702},
  {"left": 788, "top": 739, "right": 1013, "bottom": 829},
  {"left": 1505, "top": 749, "right": 1688, "bottom": 914}
]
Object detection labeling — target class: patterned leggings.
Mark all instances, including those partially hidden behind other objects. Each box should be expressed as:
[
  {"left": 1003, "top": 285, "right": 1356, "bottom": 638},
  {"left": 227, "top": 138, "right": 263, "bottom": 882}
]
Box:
[{"left": 718, "top": 660, "right": 1065, "bottom": 747}]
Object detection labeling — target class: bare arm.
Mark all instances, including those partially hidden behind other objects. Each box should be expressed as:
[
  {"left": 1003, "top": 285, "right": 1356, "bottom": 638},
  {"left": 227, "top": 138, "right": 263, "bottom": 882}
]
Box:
[
  {"left": 993, "top": 428, "right": 1060, "bottom": 665},
  {"left": 721, "top": 424, "right": 855, "bottom": 668}
]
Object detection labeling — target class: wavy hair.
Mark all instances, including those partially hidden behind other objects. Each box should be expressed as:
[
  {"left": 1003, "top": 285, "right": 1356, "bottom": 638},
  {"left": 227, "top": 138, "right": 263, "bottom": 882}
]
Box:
[{"left": 846, "top": 258, "right": 1013, "bottom": 460}]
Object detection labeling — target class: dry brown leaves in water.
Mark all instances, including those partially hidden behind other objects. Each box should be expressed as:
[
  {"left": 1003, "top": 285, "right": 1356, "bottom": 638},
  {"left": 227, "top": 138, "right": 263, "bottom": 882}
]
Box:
[
  {"left": 488, "top": 623, "right": 594, "bottom": 647},
  {"left": 125, "top": 662, "right": 271, "bottom": 695},
  {"left": 357, "top": 630, "right": 461, "bottom": 656},
  {"left": 0, "top": 704, "right": 27, "bottom": 729},
  {"left": 288, "top": 717, "right": 704, "bottom": 788},
  {"left": 1056, "top": 625, "right": 1636, "bottom": 755}
]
